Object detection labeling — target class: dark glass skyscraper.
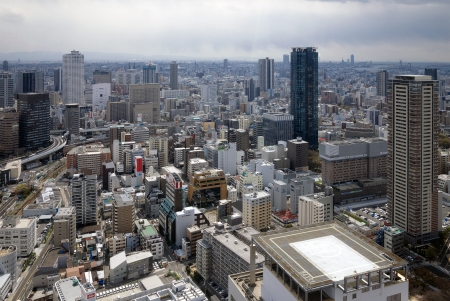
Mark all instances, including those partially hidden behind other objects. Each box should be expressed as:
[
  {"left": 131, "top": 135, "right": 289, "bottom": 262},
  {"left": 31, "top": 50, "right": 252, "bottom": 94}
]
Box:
[
  {"left": 424, "top": 68, "right": 438, "bottom": 81},
  {"left": 290, "top": 47, "right": 318, "bottom": 150}
]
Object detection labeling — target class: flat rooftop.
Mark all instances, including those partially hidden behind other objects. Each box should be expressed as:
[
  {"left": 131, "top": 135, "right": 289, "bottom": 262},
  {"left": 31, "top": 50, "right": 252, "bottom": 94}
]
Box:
[{"left": 253, "top": 221, "right": 406, "bottom": 290}]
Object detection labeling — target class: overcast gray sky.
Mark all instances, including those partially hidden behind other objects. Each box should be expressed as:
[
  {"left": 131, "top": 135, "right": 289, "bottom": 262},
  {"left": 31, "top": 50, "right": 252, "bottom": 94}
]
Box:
[{"left": 1, "top": 0, "right": 449, "bottom": 62}]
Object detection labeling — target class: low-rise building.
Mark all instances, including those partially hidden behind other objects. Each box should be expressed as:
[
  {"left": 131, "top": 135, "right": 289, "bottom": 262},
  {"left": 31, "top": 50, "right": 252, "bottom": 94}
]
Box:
[
  {"left": 109, "top": 251, "right": 153, "bottom": 284},
  {"left": 53, "top": 277, "right": 96, "bottom": 301},
  {"left": 0, "top": 245, "right": 16, "bottom": 285},
  {"left": 297, "top": 190, "right": 333, "bottom": 226},
  {"left": 135, "top": 219, "right": 164, "bottom": 259},
  {"left": 54, "top": 206, "right": 77, "bottom": 253},
  {"left": 384, "top": 226, "right": 405, "bottom": 257},
  {"left": 0, "top": 217, "right": 36, "bottom": 257},
  {"left": 33, "top": 266, "right": 60, "bottom": 289}
]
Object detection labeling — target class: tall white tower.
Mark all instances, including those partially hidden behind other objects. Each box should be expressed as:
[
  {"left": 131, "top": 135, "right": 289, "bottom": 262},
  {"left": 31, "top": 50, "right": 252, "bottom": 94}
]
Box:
[{"left": 62, "top": 50, "right": 84, "bottom": 105}]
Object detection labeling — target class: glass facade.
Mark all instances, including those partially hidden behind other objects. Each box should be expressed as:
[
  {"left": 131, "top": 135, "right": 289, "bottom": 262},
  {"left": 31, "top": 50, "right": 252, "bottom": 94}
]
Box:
[{"left": 290, "top": 47, "right": 319, "bottom": 150}]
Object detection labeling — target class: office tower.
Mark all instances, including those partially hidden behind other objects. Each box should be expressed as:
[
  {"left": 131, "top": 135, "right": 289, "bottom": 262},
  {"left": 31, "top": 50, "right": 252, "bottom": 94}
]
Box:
[
  {"left": 54, "top": 207, "right": 76, "bottom": 253},
  {"left": 262, "top": 113, "right": 293, "bottom": 146},
  {"left": 283, "top": 54, "right": 289, "bottom": 69},
  {"left": 115, "top": 69, "right": 140, "bottom": 85},
  {"left": 351, "top": 54, "right": 354, "bottom": 65},
  {"left": 129, "top": 83, "right": 160, "bottom": 123},
  {"left": 93, "top": 70, "right": 112, "bottom": 84},
  {"left": 387, "top": 75, "right": 440, "bottom": 246},
  {"left": 170, "top": 61, "right": 178, "bottom": 90},
  {"left": 242, "top": 191, "right": 271, "bottom": 231},
  {"left": 17, "top": 70, "right": 44, "bottom": 93},
  {"left": 166, "top": 172, "right": 183, "bottom": 211},
  {"left": 0, "top": 72, "right": 14, "bottom": 108},
  {"left": 0, "top": 108, "right": 19, "bottom": 156},
  {"left": 2, "top": 61, "right": 8, "bottom": 71},
  {"left": 236, "top": 129, "right": 250, "bottom": 152},
  {"left": 424, "top": 68, "right": 438, "bottom": 81},
  {"left": 143, "top": 63, "right": 158, "bottom": 84},
  {"left": 366, "top": 108, "right": 382, "bottom": 126},
  {"left": 287, "top": 137, "right": 309, "bottom": 171},
  {"left": 17, "top": 93, "right": 50, "bottom": 149},
  {"left": 223, "top": 59, "right": 228, "bottom": 69},
  {"left": 200, "top": 84, "right": 217, "bottom": 102},
  {"left": 290, "top": 47, "right": 319, "bottom": 150},
  {"left": 258, "top": 57, "right": 274, "bottom": 93},
  {"left": 376, "top": 70, "right": 389, "bottom": 100},
  {"left": 243, "top": 78, "right": 255, "bottom": 101},
  {"left": 62, "top": 50, "right": 84, "bottom": 104},
  {"left": 112, "top": 194, "right": 136, "bottom": 234},
  {"left": 65, "top": 103, "right": 80, "bottom": 136},
  {"left": 54, "top": 68, "right": 62, "bottom": 92},
  {"left": 149, "top": 136, "right": 168, "bottom": 168},
  {"left": 92, "top": 83, "right": 110, "bottom": 111},
  {"left": 106, "top": 100, "right": 128, "bottom": 122},
  {"left": 71, "top": 174, "right": 97, "bottom": 226}
]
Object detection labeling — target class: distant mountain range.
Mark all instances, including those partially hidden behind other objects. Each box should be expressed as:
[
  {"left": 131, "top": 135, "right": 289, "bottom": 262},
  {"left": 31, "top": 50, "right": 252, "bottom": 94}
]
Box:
[{"left": 0, "top": 51, "right": 258, "bottom": 62}]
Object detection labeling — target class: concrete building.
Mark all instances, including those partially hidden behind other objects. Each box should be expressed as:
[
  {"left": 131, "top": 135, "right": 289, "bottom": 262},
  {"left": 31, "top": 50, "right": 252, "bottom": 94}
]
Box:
[
  {"left": 200, "top": 85, "right": 217, "bottom": 101},
  {"left": 106, "top": 100, "right": 129, "bottom": 122},
  {"left": 258, "top": 57, "right": 274, "bottom": 94},
  {"left": 252, "top": 159, "right": 274, "bottom": 187},
  {"left": 170, "top": 61, "right": 178, "bottom": 90},
  {"left": 54, "top": 206, "right": 77, "bottom": 253},
  {"left": 92, "top": 83, "right": 110, "bottom": 111},
  {"left": 71, "top": 174, "right": 97, "bottom": 226},
  {"left": 129, "top": 83, "right": 160, "bottom": 123},
  {"left": 289, "top": 177, "right": 315, "bottom": 215},
  {"left": 229, "top": 222, "right": 409, "bottom": 301},
  {"left": 65, "top": 103, "right": 80, "bottom": 136},
  {"left": 287, "top": 138, "right": 309, "bottom": 172},
  {"left": 243, "top": 191, "right": 271, "bottom": 231},
  {"left": 197, "top": 223, "right": 264, "bottom": 289},
  {"left": 297, "top": 190, "right": 333, "bottom": 226},
  {"left": 17, "top": 70, "right": 44, "bottom": 94},
  {"left": 187, "top": 169, "right": 228, "bottom": 202},
  {"left": 33, "top": 267, "right": 60, "bottom": 289},
  {"left": 109, "top": 251, "right": 153, "bottom": 284},
  {"left": 166, "top": 172, "right": 184, "bottom": 212},
  {"left": 161, "top": 89, "right": 189, "bottom": 99},
  {"left": 143, "top": 63, "right": 158, "bottom": 84},
  {"left": 0, "top": 217, "right": 36, "bottom": 257},
  {"left": 0, "top": 71, "right": 14, "bottom": 108},
  {"left": 136, "top": 220, "right": 164, "bottom": 259},
  {"left": 204, "top": 140, "right": 237, "bottom": 176},
  {"left": 376, "top": 70, "right": 389, "bottom": 100},
  {"left": 148, "top": 136, "right": 168, "bottom": 169},
  {"left": 239, "top": 171, "right": 263, "bottom": 194},
  {"left": 320, "top": 138, "right": 387, "bottom": 185},
  {"left": 186, "top": 225, "right": 202, "bottom": 257},
  {"left": 271, "top": 180, "right": 288, "bottom": 211},
  {"left": 0, "top": 246, "right": 16, "bottom": 286},
  {"left": 53, "top": 277, "right": 96, "bottom": 301},
  {"left": 262, "top": 113, "right": 293, "bottom": 146},
  {"left": 116, "top": 68, "right": 140, "bottom": 85},
  {"left": 17, "top": 93, "right": 50, "bottom": 150},
  {"left": 0, "top": 108, "right": 19, "bottom": 156},
  {"left": 62, "top": 50, "right": 84, "bottom": 105},
  {"left": 112, "top": 193, "right": 136, "bottom": 234},
  {"left": 235, "top": 129, "right": 250, "bottom": 152},
  {"left": 187, "top": 158, "right": 208, "bottom": 181},
  {"left": 175, "top": 207, "right": 195, "bottom": 246},
  {"left": 384, "top": 226, "right": 405, "bottom": 257},
  {"left": 66, "top": 145, "right": 111, "bottom": 176},
  {"left": 387, "top": 75, "right": 440, "bottom": 245},
  {"left": 93, "top": 70, "right": 111, "bottom": 84}
]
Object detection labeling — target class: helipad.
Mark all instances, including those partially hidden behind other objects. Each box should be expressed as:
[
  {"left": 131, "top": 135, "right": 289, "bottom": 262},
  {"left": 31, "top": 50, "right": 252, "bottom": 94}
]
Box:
[{"left": 253, "top": 221, "right": 406, "bottom": 289}]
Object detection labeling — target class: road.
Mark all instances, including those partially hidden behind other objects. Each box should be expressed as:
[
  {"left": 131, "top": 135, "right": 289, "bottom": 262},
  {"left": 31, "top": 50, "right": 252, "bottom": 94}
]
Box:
[{"left": 8, "top": 236, "right": 53, "bottom": 301}]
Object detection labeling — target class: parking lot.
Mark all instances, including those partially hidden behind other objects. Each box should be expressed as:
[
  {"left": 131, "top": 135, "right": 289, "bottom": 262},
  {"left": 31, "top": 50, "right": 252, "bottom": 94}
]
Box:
[
  {"left": 206, "top": 279, "right": 228, "bottom": 300},
  {"left": 351, "top": 205, "right": 388, "bottom": 227}
]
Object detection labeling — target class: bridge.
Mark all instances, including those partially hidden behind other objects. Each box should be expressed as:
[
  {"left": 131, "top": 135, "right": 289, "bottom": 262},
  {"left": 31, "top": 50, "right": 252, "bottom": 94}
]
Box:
[{"left": 21, "top": 136, "right": 67, "bottom": 164}]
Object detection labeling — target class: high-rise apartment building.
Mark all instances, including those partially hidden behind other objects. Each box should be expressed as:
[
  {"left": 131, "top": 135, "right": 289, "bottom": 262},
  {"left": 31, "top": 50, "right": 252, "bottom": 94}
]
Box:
[
  {"left": 112, "top": 193, "right": 136, "bottom": 234},
  {"left": 387, "top": 75, "right": 440, "bottom": 246},
  {"left": 17, "top": 93, "right": 50, "bottom": 149},
  {"left": 262, "top": 113, "right": 293, "bottom": 146},
  {"left": 283, "top": 54, "right": 289, "bottom": 69},
  {"left": 170, "top": 61, "right": 178, "bottom": 90},
  {"left": 54, "top": 206, "right": 76, "bottom": 253},
  {"left": 223, "top": 59, "right": 228, "bottom": 69},
  {"left": 376, "top": 70, "right": 389, "bottom": 100},
  {"left": 17, "top": 70, "right": 44, "bottom": 94},
  {"left": 243, "top": 79, "right": 255, "bottom": 102},
  {"left": 64, "top": 103, "right": 80, "bottom": 136},
  {"left": 242, "top": 191, "right": 271, "bottom": 231},
  {"left": 71, "top": 174, "right": 97, "bottom": 226},
  {"left": 200, "top": 85, "right": 217, "bottom": 102},
  {"left": 351, "top": 54, "right": 354, "bottom": 65},
  {"left": 0, "top": 72, "right": 14, "bottom": 108},
  {"left": 149, "top": 136, "right": 168, "bottom": 168},
  {"left": 2, "top": 61, "right": 8, "bottom": 71},
  {"left": 424, "top": 68, "right": 438, "bottom": 81},
  {"left": 62, "top": 50, "right": 84, "bottom": 105},
  {"left": 54, "top": 68, "right": 61, "bottom": 92},
  {"left": 258, "top": 57, "right": 274, "bottom": 93},
  {"left": 290, "top": 47, "right": 319, "bottom": 150},
  {"left": 143, "top": 63, "right": 158, "bottom": 84},
  {"left": 0, "top": 108, "right": 19, "bottom": 156}
]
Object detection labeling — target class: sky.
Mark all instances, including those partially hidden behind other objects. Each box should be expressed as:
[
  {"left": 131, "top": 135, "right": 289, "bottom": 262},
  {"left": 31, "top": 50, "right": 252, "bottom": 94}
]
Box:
[{"left": 0, "top": 0, "right": 449, "bottom": 62}]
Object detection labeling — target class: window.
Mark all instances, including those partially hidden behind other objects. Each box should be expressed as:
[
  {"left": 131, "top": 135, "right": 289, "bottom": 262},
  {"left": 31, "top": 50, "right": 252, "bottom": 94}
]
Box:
[{"left": 352, "top": 293, "right": 357, "bottom": 299}]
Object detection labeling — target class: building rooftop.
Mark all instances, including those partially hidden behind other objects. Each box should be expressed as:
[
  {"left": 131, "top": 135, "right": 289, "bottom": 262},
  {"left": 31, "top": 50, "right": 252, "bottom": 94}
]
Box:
[
  {"left": 253, "top": 221, "right": 407, "bottom": 290},
  {"left": 140, "top": 224, "right": 158, "bottom": 237},
  {"left": 272, "top": 209, "right": 298, "bottom": 222},
  {"left": 126, "top": 251, "right": 153, "bottom": 264},
  {"left": 54, "top": 277, "right": 84, "bottom": 301},
  {"left": 0, "top": 245, "right": 15, "bottom": 256}
]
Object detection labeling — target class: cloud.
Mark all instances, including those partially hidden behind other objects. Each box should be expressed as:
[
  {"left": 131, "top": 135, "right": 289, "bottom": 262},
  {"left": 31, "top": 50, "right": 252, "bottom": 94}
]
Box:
[{"left": 0, "top": 7, "right": 25, "bottom": 23}]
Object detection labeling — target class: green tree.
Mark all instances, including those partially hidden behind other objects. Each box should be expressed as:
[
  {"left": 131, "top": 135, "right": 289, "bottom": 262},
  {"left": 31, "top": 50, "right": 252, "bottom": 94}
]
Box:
[
  {"left": 308, "top": 150, "right": 321, "bottom": 173},
  {"left": 439, "top": 133, "right": 450, "bottom": 149}
]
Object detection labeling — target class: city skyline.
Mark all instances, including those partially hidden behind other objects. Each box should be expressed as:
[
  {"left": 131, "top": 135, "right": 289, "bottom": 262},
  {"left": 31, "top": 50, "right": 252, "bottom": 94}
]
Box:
[{"left": 0, "top": 0, "right": 449, "bottom": 62}]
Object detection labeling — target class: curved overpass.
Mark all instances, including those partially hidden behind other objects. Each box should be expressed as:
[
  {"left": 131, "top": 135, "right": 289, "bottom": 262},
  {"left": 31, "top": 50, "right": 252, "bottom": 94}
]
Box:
[{"left": 21, "top": 136, "right": 67, "bottom": 164}]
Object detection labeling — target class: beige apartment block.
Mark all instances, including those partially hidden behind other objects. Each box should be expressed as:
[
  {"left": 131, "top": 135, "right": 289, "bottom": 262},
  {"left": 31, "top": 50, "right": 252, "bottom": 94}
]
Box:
[{"left": 242, "top": 191, "right": 271, "bottom": 231}]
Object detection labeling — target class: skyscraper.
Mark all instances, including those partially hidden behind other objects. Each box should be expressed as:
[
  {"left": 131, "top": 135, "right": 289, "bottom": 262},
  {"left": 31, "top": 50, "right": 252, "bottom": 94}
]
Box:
[
  {"left": 65, "top": 103, "right": 80, "bottom": 136},
  {"left": 62, "top": 50, "right": 84, "bottom": 105},
  {"left": 351, "top": 54, "right": 354, "bottom": 65},
  {"left": 2, "top": 61, "right": 8, "bottom": 71},
  {"left": 387, "top": 75, "right": 440, "bottom": 246},
  {"left": 376, "top": 70, "right": 389, "bottom": 100},
  {"left": 17, "top": 93, "right": 50, "bottom": 149},
  {"left": 92, "top": 70, "right": 111, "bottom": 84},
  {"left": 424, "top": 68, "right": 438, "bottom": 81},
  {"left": 17, "top": 70, "right": 44, "bottom": 94},
  {"left": 244, "top": 78, "right": 255, "bottom": 101},
  {"left": 170, "top": 61, "right": 178, "bottom": 90},
  {"left": 258, "top": 57, "right": 274, "bottom": 93},
  {"left": 0, "top": 72, "right": 14, "bottom": 108},
  {"left": 283, "top": 54, "right": 289, "bottom": 69},
  {"left": 143, "top": 63, "right": 157, "bottom": 83},
  {"left": 71, "top": 174, "right": 97, "bottom": 226},
  {"left": 54, "top": 68, "right": 62, "bottom": 92},
  {"left": 223, "top": 59, "right": 228, "bottom": 69},
  {"left": 0, "top": 108, "right": 19, "bottom": 156},
  {"left": 290, "top": 47, "right": 319, "bottom": 150}
]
